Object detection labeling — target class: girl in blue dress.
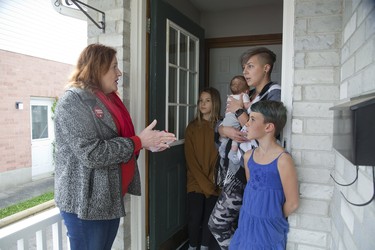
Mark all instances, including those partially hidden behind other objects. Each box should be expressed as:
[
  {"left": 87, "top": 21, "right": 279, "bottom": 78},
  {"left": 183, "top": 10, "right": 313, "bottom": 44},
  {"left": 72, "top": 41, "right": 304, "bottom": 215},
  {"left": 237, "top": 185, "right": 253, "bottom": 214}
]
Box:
[{"left": 229, "top": 100, "right": 299, "bottom": 250}]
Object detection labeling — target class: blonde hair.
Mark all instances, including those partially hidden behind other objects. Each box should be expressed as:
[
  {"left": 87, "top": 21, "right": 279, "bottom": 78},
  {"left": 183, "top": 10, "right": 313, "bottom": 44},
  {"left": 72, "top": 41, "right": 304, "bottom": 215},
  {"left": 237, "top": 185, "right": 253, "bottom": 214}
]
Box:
[
  {"left": 66, "top": 44, "right": 117, "bottom": 92},
  {"left": 196, "top": 87, "right": 221, "bottom": 127}
]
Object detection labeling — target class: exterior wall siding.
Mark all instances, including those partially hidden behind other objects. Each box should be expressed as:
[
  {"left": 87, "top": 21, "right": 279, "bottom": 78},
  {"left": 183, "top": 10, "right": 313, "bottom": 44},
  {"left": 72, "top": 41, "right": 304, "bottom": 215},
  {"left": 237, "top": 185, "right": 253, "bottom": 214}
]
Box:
[{"left": 0, "top": 0, "right": 86, "bottom": 65}]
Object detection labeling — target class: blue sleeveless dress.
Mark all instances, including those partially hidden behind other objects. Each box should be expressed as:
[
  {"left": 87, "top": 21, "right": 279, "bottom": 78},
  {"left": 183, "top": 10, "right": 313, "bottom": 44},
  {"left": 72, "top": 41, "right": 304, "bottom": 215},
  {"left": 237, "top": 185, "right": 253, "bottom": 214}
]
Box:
[{"left": 229, "top": 150, "right": 289, "bottom": 250}]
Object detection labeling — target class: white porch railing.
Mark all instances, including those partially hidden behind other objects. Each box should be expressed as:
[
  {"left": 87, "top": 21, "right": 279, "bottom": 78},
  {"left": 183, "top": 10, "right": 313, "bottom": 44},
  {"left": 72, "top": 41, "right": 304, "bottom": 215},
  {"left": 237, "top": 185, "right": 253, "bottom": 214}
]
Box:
[{"left": 0, "top": 207, "right": 69, "bottom": 250}]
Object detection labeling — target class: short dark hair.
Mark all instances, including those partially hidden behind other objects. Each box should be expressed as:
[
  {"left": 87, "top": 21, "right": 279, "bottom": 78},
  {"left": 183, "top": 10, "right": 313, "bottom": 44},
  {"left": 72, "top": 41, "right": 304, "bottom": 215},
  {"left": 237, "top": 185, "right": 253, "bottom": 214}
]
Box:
[
  {"left": 250, "top": 100, "right": 287, "bottom": 137},
  {"left": 230, "top": 75, "right": 248, "bottom": 94},
  {"left": 240, "top": 47, "right": 276, "bottom": 74}
]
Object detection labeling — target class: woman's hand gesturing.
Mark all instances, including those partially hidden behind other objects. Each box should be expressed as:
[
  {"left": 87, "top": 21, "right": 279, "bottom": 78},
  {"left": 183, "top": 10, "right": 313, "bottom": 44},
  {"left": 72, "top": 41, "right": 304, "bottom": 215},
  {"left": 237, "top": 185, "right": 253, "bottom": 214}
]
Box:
[{"left": 138, "top": 119, "right": 176, "bottom": 152}]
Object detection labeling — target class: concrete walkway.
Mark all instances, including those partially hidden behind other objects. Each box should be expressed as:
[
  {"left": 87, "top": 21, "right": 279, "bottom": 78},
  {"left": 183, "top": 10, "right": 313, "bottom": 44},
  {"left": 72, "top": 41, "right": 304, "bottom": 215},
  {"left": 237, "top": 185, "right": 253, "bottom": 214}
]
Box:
[{"left": 0, "top": 176, "right": 54, "bottom": 209}]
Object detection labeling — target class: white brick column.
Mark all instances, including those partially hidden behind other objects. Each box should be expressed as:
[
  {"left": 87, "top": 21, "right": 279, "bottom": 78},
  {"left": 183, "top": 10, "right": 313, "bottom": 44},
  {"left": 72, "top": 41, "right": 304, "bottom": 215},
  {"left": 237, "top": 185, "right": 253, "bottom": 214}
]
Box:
[
  {"left": 330, "top": 0, "right": 375, "bottom": 249},
  {"left": 87, "top": 0, "right": 131, "bottom": 107},
  {"left": 288, "top": 0, "right": 342, "bottom": 249},
  {"left": 86, "top": 1, "right": 132, "bottom": 249}
]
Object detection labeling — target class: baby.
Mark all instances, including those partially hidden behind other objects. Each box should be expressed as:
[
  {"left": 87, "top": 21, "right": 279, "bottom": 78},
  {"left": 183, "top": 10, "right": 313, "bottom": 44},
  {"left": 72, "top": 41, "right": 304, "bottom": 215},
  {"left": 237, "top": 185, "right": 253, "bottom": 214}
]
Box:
[{"left": 219, "top": 75, "right": 250, "bottom": 165}]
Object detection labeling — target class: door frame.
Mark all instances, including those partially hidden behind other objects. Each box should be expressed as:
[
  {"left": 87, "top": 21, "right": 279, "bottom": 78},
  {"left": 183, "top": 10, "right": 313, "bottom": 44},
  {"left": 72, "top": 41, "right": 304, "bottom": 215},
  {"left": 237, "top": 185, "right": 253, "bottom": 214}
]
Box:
[
  {"left": 129, "top": 0, "right": 148, "bottom": 249},
  {"left": 280, "top": 0, "right": 295, "bottom": 153},
  {"left": 129, "top": 0, "right": 295, "bottom": 249}
]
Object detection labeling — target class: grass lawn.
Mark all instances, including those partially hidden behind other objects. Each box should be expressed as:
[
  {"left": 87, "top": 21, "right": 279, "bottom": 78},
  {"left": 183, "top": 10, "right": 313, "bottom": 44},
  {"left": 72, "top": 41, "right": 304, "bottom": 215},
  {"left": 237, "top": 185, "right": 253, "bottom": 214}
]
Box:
[{"left": 0, "top": 192, "right": 54, "bottom": 220}]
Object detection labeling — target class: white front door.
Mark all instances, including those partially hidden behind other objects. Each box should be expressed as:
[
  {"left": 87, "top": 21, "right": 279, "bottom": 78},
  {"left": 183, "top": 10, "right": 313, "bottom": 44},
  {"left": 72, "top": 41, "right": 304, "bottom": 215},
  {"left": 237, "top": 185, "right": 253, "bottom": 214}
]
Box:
[{"left": 30, "top": 98, "right": 55, "bottom": 179}]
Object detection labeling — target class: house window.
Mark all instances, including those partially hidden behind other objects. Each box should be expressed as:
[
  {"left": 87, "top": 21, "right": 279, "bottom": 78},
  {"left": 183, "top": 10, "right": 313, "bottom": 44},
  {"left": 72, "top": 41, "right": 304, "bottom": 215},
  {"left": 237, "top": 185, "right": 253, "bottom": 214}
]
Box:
[
  {"left": 166, "top": 20, "right": 199, "bottom": 140},
  {"left": 31, "top": 105, "right": 49, "bottom": 139}
]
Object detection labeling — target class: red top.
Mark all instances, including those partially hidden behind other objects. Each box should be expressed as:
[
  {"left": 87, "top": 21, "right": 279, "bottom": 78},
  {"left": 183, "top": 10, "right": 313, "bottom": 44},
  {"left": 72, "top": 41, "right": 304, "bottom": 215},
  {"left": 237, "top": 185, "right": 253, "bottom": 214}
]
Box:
[{"left": 96, "top": 91, "right": 141, "bottom": 195}]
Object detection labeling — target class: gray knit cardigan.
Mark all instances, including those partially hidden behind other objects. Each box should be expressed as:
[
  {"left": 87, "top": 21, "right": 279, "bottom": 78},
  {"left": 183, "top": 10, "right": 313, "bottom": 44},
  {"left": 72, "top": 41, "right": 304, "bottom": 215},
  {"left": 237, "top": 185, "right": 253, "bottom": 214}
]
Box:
[{"left": 54, "top": 87, "right": 141, "bottom": 220}]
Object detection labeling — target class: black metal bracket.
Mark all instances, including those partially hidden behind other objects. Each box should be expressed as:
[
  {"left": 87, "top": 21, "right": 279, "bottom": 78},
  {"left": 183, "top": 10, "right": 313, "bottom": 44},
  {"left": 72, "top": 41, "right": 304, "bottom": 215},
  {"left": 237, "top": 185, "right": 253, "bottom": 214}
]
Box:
[
  {"left": 64, "top": 0, "right": 105, "bottom": 33},
  {"left": 330, "top": 165, "right": 359, "bottom": 186},
  {"left": 330, "top": 165, "right": 375, "bottom": 206}
]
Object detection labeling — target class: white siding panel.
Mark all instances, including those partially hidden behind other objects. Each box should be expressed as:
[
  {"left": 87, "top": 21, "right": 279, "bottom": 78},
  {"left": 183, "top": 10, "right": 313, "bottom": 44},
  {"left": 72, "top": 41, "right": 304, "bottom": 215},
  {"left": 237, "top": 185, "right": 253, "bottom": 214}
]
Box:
[{"left": 0, "top": 0, "right": 87, "bottom": 64}]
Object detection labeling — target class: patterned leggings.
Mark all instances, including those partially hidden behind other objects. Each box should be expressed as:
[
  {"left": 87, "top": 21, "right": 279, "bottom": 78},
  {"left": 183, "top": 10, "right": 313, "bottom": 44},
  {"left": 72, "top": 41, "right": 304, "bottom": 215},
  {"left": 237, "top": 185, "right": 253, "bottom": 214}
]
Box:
[{"left": 208, "top": 176, "right": 245, "bottom": 250}]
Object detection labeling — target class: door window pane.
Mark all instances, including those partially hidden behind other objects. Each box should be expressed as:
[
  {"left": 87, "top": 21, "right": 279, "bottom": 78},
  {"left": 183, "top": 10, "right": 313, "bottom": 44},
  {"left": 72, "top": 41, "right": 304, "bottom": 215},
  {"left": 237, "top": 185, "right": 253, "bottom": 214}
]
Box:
[
  {"left": 188, "top": 107, "right": 196, "bottom": 123},
  {"left": 180, "top": 33, "right": 187, "bottom": 68},
  {"left": 179, "top": 106, "right": 187, "bottom": 138},
  {"left": 169, "top": 66, "right": 177, "bottom": 103},
  {"left": 32, "top": 105, "right": 48, "bottom": 139},
  {"left": 169, "top": 27, "right": 178, "bottom": 65},
  {"left": 189, "top": 39, "right": 196, "bottom": 70},
  {"left": 179, "top": 70, "right": 187, "bottom": 104},
  {"left": 166, "top": 20, "right": 199, "bottom": 140},
  {"left": 168, "top": 106, "right": 177, "bottom": 135},
  {"left": 189, "top": 72, "right": 197, "bottom": 105}
]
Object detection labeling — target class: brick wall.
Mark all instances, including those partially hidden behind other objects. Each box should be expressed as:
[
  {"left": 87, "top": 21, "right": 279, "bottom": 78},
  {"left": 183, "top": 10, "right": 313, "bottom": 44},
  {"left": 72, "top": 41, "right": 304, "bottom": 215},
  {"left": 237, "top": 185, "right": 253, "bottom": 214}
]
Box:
[
  {"left": 0, "top": 50, "right": 73, "bottom": 174},
  {"left": 288, "top": 0, "right": 342, "bottom": 249},
  {"left": 330, "top": 0, "right": 375, "bottom": 249},
  {"left": 288, "top": 0, "right": 375, "bottom": 249}
]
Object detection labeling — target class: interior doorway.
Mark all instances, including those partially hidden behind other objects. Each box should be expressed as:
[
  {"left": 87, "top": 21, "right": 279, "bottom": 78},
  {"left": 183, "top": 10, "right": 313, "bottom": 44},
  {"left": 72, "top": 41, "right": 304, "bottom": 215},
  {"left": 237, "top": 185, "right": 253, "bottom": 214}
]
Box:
[{"left": 143, "top": 0, "right": 288, "bottom": 249}]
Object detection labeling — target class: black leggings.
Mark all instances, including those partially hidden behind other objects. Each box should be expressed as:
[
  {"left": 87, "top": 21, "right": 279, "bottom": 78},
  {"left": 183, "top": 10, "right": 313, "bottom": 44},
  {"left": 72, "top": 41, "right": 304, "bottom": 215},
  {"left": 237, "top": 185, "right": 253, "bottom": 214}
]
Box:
[{"left": 187, "top": 192, "right": 218, "bottom": 248}]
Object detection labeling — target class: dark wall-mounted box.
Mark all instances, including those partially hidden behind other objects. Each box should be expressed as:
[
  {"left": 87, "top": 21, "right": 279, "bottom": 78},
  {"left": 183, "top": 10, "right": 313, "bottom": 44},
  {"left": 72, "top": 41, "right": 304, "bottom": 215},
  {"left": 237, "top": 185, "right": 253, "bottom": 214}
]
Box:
[{"left": 330, "top": 95, "right": 375, "bottom": 166}]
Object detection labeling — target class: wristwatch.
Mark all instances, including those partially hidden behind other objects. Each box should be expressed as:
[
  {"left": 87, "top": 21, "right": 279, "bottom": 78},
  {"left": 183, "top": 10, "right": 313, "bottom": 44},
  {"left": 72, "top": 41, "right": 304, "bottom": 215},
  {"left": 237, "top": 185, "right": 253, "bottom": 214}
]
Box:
[{"left": 235, "top": 108, "right": 246, "bottom": 118}]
